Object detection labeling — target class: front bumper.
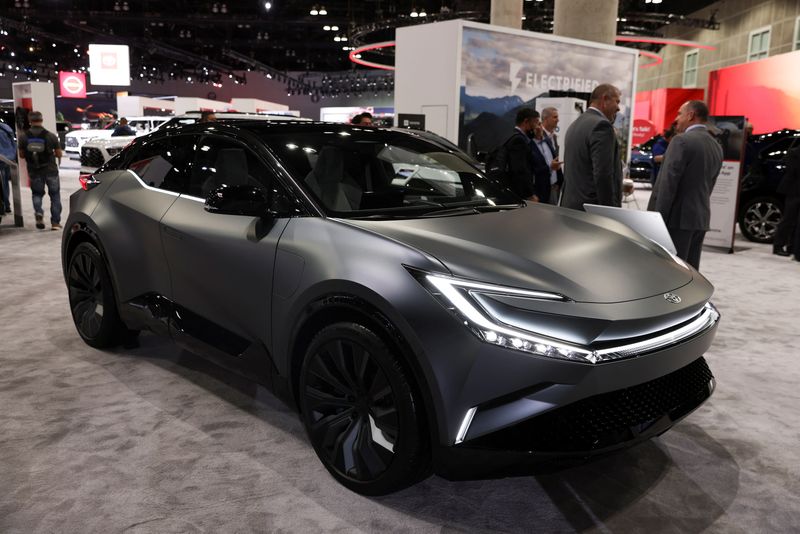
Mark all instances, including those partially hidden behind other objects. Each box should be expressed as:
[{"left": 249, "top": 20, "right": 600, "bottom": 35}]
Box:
[
  {"left": 424, "top": 301, "right": 719, "bottom": 479},
  {"left": 434, "top": 355, "right": 714, "bottom": 479}
]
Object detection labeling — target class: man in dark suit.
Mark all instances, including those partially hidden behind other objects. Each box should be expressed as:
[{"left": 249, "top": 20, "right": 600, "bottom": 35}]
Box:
[
  {"left": 561, "top": 83, "right": 623, "bottom": 210},
  {"left": 773, "top": 147, "right": 800, "bottom": 259},
  {"left": 648, "top": 100, "right": 723, "bottom": 270},
  {"left": 502, "top": 108, "right": 541, "bottom": 201}
]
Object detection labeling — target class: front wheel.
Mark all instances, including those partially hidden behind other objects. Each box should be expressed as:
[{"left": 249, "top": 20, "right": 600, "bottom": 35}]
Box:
[
  {"left": 299, "top": 322, "right": 430, "bottom": 495},
  {"left": 67, "top": 241, "right": 131, "bottom": 348},
  {"left": 739, "top": 196, "right": 783, "bottom": 243}
]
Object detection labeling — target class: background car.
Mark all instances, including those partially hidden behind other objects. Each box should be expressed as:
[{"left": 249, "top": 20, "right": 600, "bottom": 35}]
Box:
[
  {"left": 63, "top": 121, "right": 719, "bottom": 495},
  {"left": 79, "top": 112, "right": 309, "bottom": 173},
  {"left": 738, "top": 128, "right": 800, "bottom": 243},
  {"left": 629, "top": 135, "right": 661, "bottom": 183},
  {"left": 64, "top": 120, "right": 117, "bottom": 157}
]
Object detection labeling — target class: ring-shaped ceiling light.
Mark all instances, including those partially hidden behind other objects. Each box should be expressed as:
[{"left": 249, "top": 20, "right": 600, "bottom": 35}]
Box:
[
  {"left": 348, "top": 41, "right": 396, "bottom": 70},
  {"left": 348, "top": 37, "right": 715, "bottom": 71}
]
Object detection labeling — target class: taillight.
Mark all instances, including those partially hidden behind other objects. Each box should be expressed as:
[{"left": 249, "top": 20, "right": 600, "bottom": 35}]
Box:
[{"left": 79, "top": 174, "right": 101, "bottom": 190}]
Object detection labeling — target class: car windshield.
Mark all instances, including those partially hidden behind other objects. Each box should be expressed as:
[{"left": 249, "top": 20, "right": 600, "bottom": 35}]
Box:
[{"left": 260, "top": 129, "right": 522, "bottom": 218}]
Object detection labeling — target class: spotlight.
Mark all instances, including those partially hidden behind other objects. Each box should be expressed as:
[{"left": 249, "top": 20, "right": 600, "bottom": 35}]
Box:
[
  {"left": 310, "top": 5, "right": 318, "bottom": 16},
  {"left": 264, "top": 1, "right": 272, "bottom": 10},
  {"left": 319, "top": 5, "right": 327, "bottom": 15},
  {"left": 410, "top": 8, "right": 418, "bottom": 17}
]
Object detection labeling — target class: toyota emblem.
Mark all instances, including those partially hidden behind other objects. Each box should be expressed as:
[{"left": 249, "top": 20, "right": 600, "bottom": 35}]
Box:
[{"left": 664, "top": 292, "right": 682, "bottom": 304}]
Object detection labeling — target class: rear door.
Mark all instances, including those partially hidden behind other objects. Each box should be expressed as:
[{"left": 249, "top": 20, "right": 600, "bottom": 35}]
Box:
[{"left": 159, "top": 133, "right": 290, "bottom": 355}]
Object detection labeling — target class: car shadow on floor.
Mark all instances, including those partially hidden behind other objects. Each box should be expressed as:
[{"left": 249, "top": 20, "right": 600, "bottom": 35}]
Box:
[{"left": 92, "top": 333, "right": 740, "bottom": 533}]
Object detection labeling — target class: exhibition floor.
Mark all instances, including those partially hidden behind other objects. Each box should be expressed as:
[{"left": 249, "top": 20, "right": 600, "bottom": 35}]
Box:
[{"left": 1, "top": 164, "right": 799, "bottom": 533}]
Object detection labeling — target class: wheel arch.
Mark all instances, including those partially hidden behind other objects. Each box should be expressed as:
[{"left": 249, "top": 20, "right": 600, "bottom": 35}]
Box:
[{"left": 288, "top": 292, "right": 440, "bottom": 446}]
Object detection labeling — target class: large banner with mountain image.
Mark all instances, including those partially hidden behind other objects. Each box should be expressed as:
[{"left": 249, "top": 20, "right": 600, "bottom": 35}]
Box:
[{"left": 459, "top": 27, "right": 637, "bottom": 156}]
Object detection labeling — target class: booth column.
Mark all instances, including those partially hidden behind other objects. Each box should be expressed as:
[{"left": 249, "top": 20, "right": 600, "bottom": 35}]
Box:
[
  {"left": 553, "top": 0, "right": 618, "bottom": 45},
  {"left": 490, "top": 0, "right": 523, "bottom": 30}
]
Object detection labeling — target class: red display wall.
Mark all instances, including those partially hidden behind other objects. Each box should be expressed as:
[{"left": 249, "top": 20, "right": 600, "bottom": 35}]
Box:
[
  {"left": 634, "top": 87, "right": 705, "bottom": 143},
  {"left": 708, "top": 50, "right": 800, "bottom": 135}
]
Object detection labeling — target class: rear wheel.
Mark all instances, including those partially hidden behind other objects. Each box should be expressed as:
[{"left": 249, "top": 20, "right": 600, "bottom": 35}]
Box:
[
  {"left": 739, "top": 196, "right": 782, "bottom": 243},
  {"left": 299, "top": 322, "right": 430, "bottom": 495},
  {"left": 67, "top": 241, "right": 132, "bottom": 348}
]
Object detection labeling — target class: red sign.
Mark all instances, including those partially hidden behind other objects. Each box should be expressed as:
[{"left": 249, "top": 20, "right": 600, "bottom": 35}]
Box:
[
  {"left": 59, "top": 71, "right": 87, "bottom": 99},
  {"left": 632, "top": 118, "right": 657, "bottom": 146}
]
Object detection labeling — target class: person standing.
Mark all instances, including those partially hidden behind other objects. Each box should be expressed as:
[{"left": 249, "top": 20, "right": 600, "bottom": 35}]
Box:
[
  {"left": 773, "top": 146, "right": 800, "bottom": 258},
  {"left": 530, "top": 115, "right": 558, "bottom": 204},
  {"left": 648, "top": 100, "right": 723, "bottom": 270},
  {"left": 111, "top": 117, "right": 135, "bottom": 137},
  {"left": 561, "top": 83, "right": 623, "bottom": 210},
  {"left": 500, "top": 108, "right": 539, "bottom": 201},
  {"left": 0, "top": 120, "right": 16, "bottom": 214},
  {"left": 200, "top": 111, "right": 218, "bottom": 123},
  {"left": 17, "top": 111, "right": 63, "bottom": 230},
  {"left": 651, "top": 123, "right": 676, "bottom": 186},
  {"left": 540, "top": 106, "right": 563, "bottom": 204}
]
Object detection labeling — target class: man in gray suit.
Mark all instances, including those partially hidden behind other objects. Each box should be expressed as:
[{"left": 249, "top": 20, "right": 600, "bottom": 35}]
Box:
[
  {"left": 648, "top": 100, "right": 723, "bottom": 270},
  {"left": 561, "top": 83, "right": 623, "bottom": 210}
]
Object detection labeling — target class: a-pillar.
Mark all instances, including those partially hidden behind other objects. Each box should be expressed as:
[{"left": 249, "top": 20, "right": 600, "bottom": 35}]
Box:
[
  {"left": 553, "top": 0, "right": 619, "bottom": 45},
  {"left": 490, "top": 0, "right": 523, "bottom": 30},
  {"left": 10, "top": 81, "right": 57, "bottom": 228}
]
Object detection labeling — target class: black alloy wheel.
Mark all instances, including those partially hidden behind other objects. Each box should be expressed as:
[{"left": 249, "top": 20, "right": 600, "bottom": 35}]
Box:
[
  {"left": 67, "top": 241, "right": 128, "bottom": 348},
  {"left": 739, "top": 196, "right": 783, "bottom": 243},
  {"left": 299, "top": 322, "right": 429, "bottom": 495}
]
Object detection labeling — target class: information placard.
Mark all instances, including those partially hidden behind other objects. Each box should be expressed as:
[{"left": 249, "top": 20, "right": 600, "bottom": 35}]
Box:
[{"left": 706, "top": 116, "right": 745, "bottom": 252}]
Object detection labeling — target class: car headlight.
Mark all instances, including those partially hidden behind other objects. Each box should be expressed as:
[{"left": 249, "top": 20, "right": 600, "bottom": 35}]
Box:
[{"left": 411, "top": 269, "right": 719, "bottom": 365}]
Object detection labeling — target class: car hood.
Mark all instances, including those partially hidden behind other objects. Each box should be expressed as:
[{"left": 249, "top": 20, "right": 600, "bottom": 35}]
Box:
[{"left": 344, "top": 205, "right": 693, "bottom": 304}]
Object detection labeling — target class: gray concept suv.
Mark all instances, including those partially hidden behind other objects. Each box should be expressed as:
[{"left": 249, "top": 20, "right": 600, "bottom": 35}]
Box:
[{"left": 62, "top": 121, "right": 720, "bottom": 495}]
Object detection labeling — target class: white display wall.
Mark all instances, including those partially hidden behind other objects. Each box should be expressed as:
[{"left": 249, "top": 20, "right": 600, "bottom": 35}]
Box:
[{"left": 395, "top": 20, "right": 639, "bottom": 157}]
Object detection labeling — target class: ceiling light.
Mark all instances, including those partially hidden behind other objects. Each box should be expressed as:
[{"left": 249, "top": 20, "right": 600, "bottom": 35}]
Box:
[
  {"left": 264, "top": 1, "right": 272, "bottom": 10},
  {"left": 331, "top": 25, "right": 339, "bottom": 31},
  {"left": 319, "top": 6, "right": 327, "bottom": 15},
  {"left": 310, "top": 5, "right": 318, "bottom": 15},
  {"left": 323, "top": 25, "right": 330, "bottom": 30},
  {"left": 410, "top": 7, "right": 418, "bottom": 17},
  {"left": 419, "top": 9, "right": 427, "bottom": 17}
]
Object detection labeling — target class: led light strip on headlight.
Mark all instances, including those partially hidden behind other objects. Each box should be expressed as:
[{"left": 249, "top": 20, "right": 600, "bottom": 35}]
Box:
[
  {"left": 425, "top": 274, "right": 595, "bottom": 363},
  {"left": 422, "top": 272, "right": 719, "bottom": 365}
]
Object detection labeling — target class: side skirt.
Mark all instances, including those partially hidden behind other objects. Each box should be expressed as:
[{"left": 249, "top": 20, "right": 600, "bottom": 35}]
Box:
[{"left": 120, "top": 293, "right": 295, "bottom": 409}]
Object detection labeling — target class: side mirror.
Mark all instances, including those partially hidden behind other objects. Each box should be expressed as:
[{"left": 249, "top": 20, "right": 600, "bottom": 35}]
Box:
[{"left": 205, "top": 184, "right": 272, "bottom": 217}]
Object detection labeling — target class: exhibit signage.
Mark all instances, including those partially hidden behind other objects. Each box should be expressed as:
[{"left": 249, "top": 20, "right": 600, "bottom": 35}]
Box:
[
  {"left": 59, "top": 71, "right": 87, "bottom": 99},
  {"left": 397, "top": 114, "right": 425, "bottom": 130},
  {"left": 706, "top": 116, "right": 745, "bottom": 252},
  {"left": 88, "top": 44, "right": 131, "bottom": 86},
  {"left": 458, "top": 25, "right": 638, "bottom": 155}
]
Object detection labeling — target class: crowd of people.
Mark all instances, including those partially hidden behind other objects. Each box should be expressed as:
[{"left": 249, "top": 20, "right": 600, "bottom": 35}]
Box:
[{"left": 498, "top": 84, "right": 726, "bottom": 270}]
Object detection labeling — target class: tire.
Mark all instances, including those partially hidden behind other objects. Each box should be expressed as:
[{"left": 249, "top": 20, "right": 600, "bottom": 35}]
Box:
[
  {"left": 299, "top": 322, "right": 430, "bottom": 495},
  {"left": 67, "top": 241, "right": 131, "bottom": 348},
  {"left": 738, "top": 196, "right": 783, "bottom": 243}
]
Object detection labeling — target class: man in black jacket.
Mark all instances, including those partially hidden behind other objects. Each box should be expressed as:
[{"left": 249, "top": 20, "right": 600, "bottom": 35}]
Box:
[
  {"left": 504, "top": 108, "right": 550, "bottom": 202},
  {"left": 773, "top": 147, "right": 800, "bottom": 259}
]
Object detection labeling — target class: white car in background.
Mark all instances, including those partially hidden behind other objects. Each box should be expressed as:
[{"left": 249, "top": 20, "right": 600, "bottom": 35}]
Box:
[
  {"left": 70, "top": 116, "right": 169, "bottom": 162},
  {"left": 80, "top": 112, "right": 310, "bottom": 173}
]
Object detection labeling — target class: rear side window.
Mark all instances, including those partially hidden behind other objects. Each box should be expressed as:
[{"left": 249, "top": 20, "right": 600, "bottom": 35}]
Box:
[{"left": 123, "top": 135, "right": 197, "bottom": 193}]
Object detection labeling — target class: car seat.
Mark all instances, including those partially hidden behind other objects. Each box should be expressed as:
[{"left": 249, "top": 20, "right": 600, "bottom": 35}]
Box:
[{"left": 304, "top": 146, "right": 362, "bottom": 210}]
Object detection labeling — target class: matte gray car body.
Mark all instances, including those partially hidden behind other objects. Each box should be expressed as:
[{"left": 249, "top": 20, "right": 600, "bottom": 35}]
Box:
[{"left": 62, "top": 121, "right": 719, "bottom": 494}]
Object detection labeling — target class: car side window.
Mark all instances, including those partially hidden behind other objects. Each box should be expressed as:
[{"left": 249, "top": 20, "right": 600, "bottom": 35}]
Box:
[
  {"left": 189, "top": 136, "right": 271, "bottom": 199},
  {"left": 123, "top": 135, "right": 197, "bottom": 193}
]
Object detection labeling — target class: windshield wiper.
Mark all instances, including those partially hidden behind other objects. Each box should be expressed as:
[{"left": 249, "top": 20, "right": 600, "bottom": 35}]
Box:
[{"left": 420, "top": 202, "right": 523, "bottom": 217}]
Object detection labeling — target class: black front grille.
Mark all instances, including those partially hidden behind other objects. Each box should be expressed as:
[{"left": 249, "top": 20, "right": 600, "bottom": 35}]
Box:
[
  {"left": 470, "top": 357, "right": 713, "bottom": 453},
  {"left": 81, "top": 147, "right": 104, "bottom": 168}
]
